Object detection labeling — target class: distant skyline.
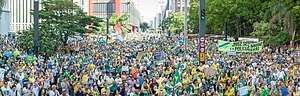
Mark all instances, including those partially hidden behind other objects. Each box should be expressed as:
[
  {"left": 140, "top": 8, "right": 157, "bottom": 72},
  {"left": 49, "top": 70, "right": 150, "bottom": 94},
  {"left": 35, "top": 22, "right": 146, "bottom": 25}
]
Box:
[{"left": 134, "top": 0, "right": 167, "bottom": 23}]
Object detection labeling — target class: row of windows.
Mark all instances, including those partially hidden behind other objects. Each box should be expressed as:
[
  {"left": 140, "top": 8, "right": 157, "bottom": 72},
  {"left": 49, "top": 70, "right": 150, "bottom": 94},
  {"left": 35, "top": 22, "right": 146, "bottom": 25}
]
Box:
[
  {"left": 92, "top": 3, "right": 115, "bottom": 13},
  {"left": 10, "top": 0, "right": 34, "bottom": 32},
  {"left": 92, "top": 2, "right": 140, "bottom": 26}
]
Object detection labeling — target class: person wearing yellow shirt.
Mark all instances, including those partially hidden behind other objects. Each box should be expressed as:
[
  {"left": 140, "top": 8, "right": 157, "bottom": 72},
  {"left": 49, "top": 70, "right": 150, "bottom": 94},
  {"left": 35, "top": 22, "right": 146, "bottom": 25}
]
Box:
[
  {"left": 29, "top": 75, "right": 36, "bottom": 83},
  {"left": 224, "top": 87, "right": 234, "bottom": 96},
  {"left": 156, "top": 85, "right": 167, "bottom": 96},
  {"left": 166, "top": 67, "right": 172, "bottom": 75},
  {"left": 101, "top": 84, "right": 110, "bottom": 95},
  {"left": 212, "top": 63, "right": 218, "bottom": 70},
  {"left": 82, "top": 73, "right": 88, "bottom": 84},
  {"left": 182, "top": 75, "right": 189, "bottom": 88}
]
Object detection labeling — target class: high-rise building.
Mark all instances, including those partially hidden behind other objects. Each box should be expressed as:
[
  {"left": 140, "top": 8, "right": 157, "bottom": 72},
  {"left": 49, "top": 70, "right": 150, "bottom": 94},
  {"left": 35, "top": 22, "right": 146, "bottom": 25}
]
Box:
[
  {"left": 0, "top": 0, "right": 10, "bottom": 35},
  {"left": 91, "top": 0, "right": 141, "bottom": 33},
  {"left": 10, "top": 0, "right": 36, "bottom": 32},
  {"left": 154, "top": 17, "right": 157, "bottom": 30},
  {"left": 168, "top": 0, "right": 190, "bottom": 13},
  {"left": 150, "top": 20, "right": 153, "bottom": 29},
  {"left": 9, "top": 0, "right": 89, "bottom": 33}
]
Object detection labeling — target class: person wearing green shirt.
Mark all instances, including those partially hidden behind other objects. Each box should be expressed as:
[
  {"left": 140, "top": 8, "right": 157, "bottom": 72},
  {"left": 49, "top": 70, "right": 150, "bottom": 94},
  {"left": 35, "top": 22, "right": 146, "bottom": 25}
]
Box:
[
  {"left": 109, "top": 82, "right": 119, "bottom": 95},
  {"left": 185, "top": 82, "right": 195, "bottom": 94},
  {"left": 260, "top": 85, "right": 271, "bottom": 96},
  {"left": 166, "top": 87, "right": 173, "bottom": 95},
  {"left": 176, "top": 86, "right": 183, "bottom": 96}
]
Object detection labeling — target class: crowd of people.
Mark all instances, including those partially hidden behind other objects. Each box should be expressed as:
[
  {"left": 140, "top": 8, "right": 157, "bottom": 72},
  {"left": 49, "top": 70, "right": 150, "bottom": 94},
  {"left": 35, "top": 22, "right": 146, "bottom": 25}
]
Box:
[{"left": 0, "top": 34, "right": 299, "bottom": 96}]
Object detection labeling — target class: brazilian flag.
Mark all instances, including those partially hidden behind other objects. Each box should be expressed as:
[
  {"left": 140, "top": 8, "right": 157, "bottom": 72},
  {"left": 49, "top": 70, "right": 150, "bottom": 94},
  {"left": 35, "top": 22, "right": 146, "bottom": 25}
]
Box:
[{"left": 174, "top": 70, "right": 182, "bottom": 84}]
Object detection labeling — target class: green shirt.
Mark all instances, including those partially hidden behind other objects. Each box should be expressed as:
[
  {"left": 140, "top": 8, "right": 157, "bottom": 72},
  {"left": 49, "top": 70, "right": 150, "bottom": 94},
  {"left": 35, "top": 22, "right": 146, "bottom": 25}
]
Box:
[
  {"left": 260, "top": 88, "right": 270, "bottom": 96},
  {"left": 186, "top": 85, "right": 194, "bottom": 94}
]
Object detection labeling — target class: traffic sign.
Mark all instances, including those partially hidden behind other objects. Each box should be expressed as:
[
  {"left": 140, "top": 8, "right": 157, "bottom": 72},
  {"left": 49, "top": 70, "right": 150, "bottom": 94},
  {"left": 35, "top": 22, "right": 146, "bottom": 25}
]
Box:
[
  {"left": 200, "top": 52, "right": 205, "bottom": 62},
  {"left": 200, "top": 37, "right": 205, "bottom": 41},
  {"left": 200, "top": 43, "right": 205, "bottom": 47},
  {"left": 200, "top": 48, "right": 205, "bottom": 52}
]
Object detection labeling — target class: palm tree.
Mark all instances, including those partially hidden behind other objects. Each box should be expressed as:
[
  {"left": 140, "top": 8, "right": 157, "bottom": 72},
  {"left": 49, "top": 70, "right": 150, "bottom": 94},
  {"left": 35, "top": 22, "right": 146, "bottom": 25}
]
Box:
[{"left": 269, "top": 0, "right": 297, "bottom": 45}]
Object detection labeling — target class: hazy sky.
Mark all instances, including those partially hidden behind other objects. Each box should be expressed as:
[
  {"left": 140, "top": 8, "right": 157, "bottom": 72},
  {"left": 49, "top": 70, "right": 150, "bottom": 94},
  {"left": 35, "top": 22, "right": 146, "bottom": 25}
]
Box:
[{"left": 133, "top": 0, "right": 167, "bottom": 23}]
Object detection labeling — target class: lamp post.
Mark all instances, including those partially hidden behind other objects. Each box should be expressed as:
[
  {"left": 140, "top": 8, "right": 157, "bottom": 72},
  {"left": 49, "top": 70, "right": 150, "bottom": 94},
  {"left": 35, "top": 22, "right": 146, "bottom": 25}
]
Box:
[
  {"left": 184, "top": 0, "right": 188, "bottom": 55},
  {"left": 106, "top": 18, "right": 109, "bottom": 44},
  {"left": 34, "top": 0, "right": 39, "bottom": 56}
]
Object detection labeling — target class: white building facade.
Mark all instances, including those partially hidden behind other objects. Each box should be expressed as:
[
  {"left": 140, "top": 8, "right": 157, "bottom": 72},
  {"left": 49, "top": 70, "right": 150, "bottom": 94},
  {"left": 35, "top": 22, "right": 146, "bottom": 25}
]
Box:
[
  {"left": 0, "top": 0, "right": 10, "bottom": 35},
  {"left": 9, "top": 0, "right": 89, "bottom": 33}
]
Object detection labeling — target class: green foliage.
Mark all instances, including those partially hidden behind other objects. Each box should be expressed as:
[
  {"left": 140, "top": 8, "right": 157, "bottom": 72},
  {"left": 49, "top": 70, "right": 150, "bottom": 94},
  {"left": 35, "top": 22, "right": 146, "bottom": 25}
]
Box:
[
  {"left": 162, "top": 12, "right": 184, "bottom": 34},
  {"left": 109, "top": 13, "right": 130, "bottom": 37},
  {"left": 268, "top": 32, "right": 290, "bottom": 46},
  {"left": 18, "top": 0, "right": 102, "bottom": 56},
  {"left": 251, "top": 22, "right": 279, "bottom": 39},
  {"left": 140, "top": 22, "right": 150, "bottom": 32},
  {"left": 188, "top": 0, "right": 199, "bottom": 34},
  {"left": 186, "top": 0, "right": 299, "bottom": 45}
]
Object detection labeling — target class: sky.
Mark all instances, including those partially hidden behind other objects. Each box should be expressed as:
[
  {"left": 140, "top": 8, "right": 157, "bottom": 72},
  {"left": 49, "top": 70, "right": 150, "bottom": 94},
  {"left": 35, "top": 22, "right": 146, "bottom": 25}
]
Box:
[{"left": 132, "top": 0, "right": 167, "bottom": 24}]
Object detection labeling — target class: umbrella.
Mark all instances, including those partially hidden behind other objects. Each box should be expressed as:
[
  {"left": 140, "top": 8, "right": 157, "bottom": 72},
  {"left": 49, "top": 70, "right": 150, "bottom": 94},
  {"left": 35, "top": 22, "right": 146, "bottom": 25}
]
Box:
[
  {"left": 100, "top": 40, "right": 106, "bottom": 43},
  {"left": 13, "top": 50, "right": 21, "bottom": 58},
  {"left": 3, "top": 52, "right": 12, "bottom": 58}
]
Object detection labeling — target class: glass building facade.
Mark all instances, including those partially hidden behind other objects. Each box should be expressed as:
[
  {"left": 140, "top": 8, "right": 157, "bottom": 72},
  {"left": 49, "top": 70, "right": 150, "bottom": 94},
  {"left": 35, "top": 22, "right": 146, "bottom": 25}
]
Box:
[{"left": 92, "top": 2, "right": 140, "bottom": 27}]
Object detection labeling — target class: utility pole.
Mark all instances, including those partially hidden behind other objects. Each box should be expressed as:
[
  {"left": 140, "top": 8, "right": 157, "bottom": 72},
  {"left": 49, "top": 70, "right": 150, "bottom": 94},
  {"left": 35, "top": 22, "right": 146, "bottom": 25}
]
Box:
[
  {"left": 106, "top": 18, "right": 109, "bottom": 44},
  {"left": 168, "top": 18, "right": 171, "bottom": 38},
  {"left": 225, "top": 21, "right": 228, "bottom": 41},
  {"left": 199, "top": 0, "right": 205, "bottom": 64},
  {"left": 184, "top": 0, "right": 188, "bottom": 55},
  {"left": 33, "top": 0, "right": 39, "bottom": 56}
]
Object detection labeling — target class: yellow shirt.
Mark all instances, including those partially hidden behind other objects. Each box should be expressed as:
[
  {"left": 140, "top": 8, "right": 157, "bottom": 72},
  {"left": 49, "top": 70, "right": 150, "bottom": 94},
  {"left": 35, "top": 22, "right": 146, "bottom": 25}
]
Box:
[
  {"left": 156, "top": 89, "right": 166, "bottom": 96},
  {"left": 182, "top": 78, "right": 189, "bottom": 88},
  {"left": 29, "top": 77, "right": 35, "bottom": 83},
  {"left": 82, "top": 74, "right": 88, "bottom": 84},
  {"left": 225, "top": 89, "right": 234, "bottom": 96},
  {"left": 191, "top": 68, "right": 197, "bottom": 74},
  {"left": 101, "top": 88, "right": 108, "bottom": 94},
  {"left": 212, "top": 63, "right": 218, "bottom": 70},
  {"left": 88, "top": 64, "right": 95, "bottom": 69}
]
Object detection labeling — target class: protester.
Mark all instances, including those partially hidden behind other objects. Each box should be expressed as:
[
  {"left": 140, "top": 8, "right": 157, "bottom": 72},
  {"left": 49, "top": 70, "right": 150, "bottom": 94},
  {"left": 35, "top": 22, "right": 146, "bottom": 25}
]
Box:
[{"left": 0, "top": 34, "right": 300, "bottom": 96}]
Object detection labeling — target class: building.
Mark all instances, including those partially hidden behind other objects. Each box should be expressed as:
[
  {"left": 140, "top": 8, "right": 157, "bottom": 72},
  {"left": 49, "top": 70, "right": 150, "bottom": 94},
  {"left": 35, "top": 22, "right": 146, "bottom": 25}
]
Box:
[
  {"left": 154, "top": 17, "right": 157, "bottom": 30},
  {"left": 157, "top": 13, "right": 162, "bottom": 27},
  {"left": 170, "top": 0, "right": 190, "bottom": 13},
  {"left": 0, "top": 0, "right": 10, "bottom": 35},
  {"left": 9, "top": 0, "right": 90, "bottom": 33},
  {"left": 91, "top": 0, "right": 141, "bottom": 33}
]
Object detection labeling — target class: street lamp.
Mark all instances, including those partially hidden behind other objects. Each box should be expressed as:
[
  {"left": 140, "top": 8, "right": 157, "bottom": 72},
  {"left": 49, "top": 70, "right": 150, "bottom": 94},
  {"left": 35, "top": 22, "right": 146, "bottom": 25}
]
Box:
[
  {"left": 184, "top": 0, "right": 188, "bottom": 55},
  {"left": 33, "top": 0, "right": 39, "bottom": 56},
  {"left": 106, "top": 18, "right": 109, "bottom": 44}
]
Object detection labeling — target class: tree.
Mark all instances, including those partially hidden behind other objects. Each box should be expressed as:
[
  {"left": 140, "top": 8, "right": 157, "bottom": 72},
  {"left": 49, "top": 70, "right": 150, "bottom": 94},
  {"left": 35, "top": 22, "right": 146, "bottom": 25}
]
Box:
[
  {"left": 188, "top": 0, "right": 199, "bottom": 34},
  {"left": 18, "top": 0, "right": 101, "bottom": 57},
  {"left": 109, "top": 13, "right": 130, "bottom": 37},
  {"left": 140, "top": 22, "right": 150, "bottom": 32},
  {"left": 161, "top": 12, "right": 184, "bottom": 34}
]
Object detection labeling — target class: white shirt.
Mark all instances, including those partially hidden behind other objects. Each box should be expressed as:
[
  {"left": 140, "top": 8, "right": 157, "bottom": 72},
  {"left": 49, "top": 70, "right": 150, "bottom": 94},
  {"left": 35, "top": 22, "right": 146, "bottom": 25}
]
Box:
[
  {"left": 0, "top": 68, "right": 6, "bottom": 81},
  {"left": 49, "top": 90, "right": 60, "bottom": 96},
  {"left": 115, "top": 78, "right": 122, "bottom": 83},
  {"left": 10, "top": 90, "right": 20, "bottom": 96},
  {"left": 278, "top": 71, "right": 285, "bottom": 80},
  {"left": 1, "top": 86, "right": 11, "bottom": 95},
  {"left": 32, "top": 86, "right": 40, "bottom": 96}
]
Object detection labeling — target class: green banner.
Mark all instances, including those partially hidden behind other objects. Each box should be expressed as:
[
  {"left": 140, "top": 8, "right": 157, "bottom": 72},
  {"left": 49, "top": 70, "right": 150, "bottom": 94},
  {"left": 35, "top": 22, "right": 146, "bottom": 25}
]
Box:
[{"left": 218, "top": 40, "right": 263, "bottom": 52}]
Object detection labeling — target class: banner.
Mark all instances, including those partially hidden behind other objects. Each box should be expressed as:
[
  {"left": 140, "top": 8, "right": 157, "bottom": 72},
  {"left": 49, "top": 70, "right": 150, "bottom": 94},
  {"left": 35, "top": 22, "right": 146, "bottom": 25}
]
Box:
[
  {"left": 238, "top": 86, "right": 248, "bottom": 96},
  {"left": 218, "top": 40, "right": 263, "bottom": 52},
  {"left": 154, "top": 51, "right": 164, "bottom": 61}
]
